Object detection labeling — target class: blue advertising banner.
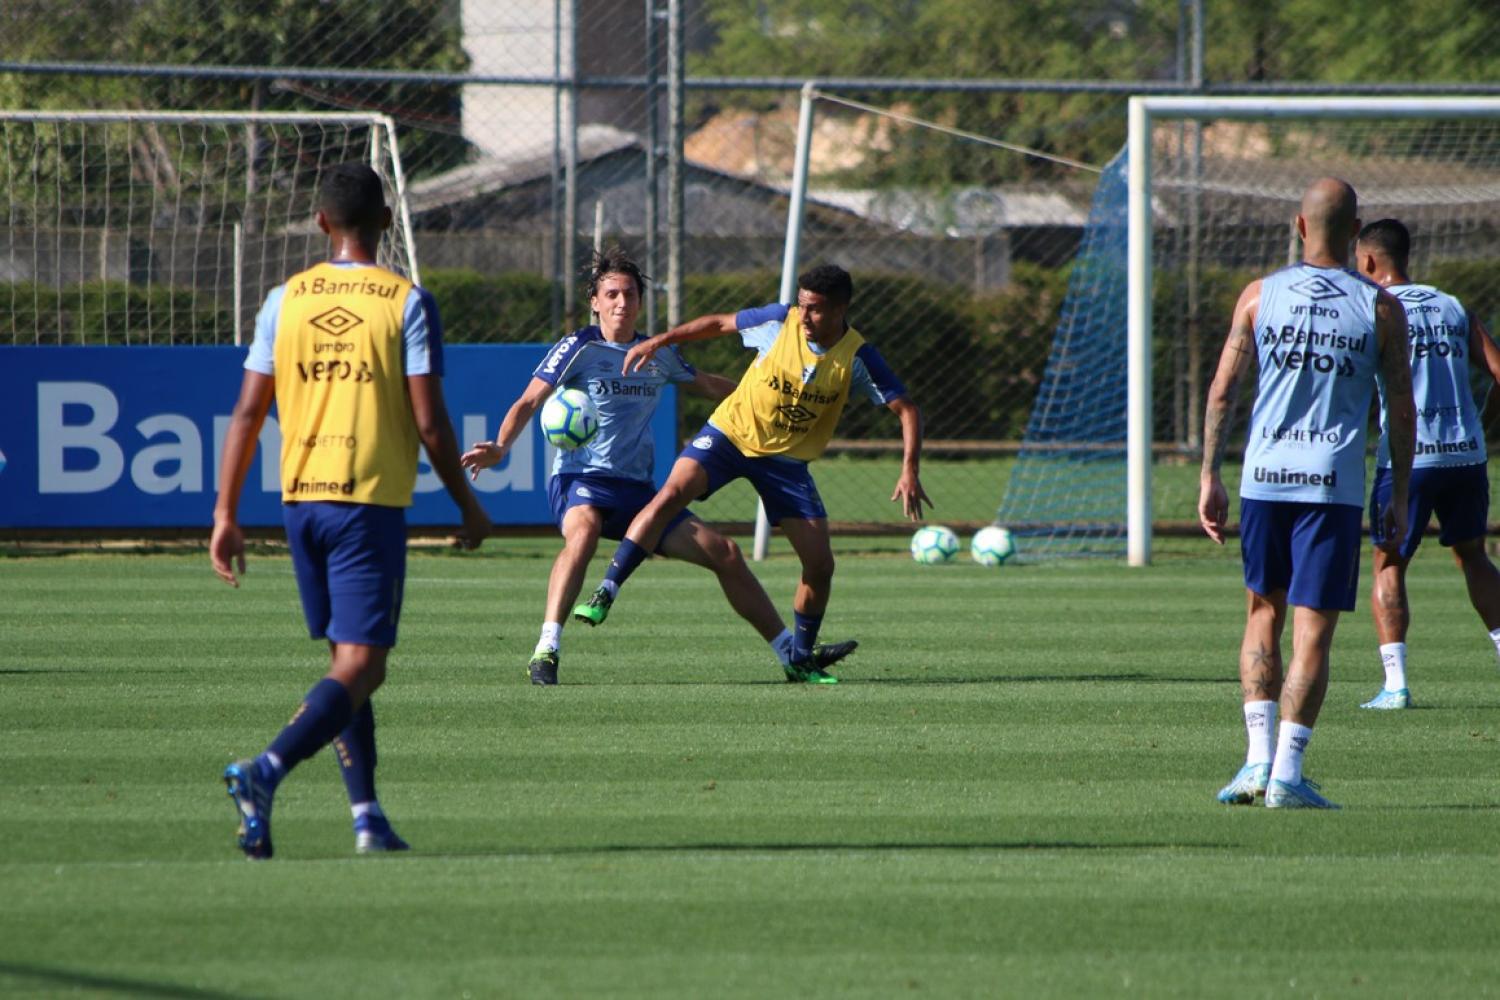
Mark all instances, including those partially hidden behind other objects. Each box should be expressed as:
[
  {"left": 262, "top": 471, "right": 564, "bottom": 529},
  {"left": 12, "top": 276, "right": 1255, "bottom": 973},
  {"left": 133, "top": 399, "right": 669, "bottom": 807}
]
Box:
[{"left": 0, "top": 346, "right": 678, "bottom": 528}]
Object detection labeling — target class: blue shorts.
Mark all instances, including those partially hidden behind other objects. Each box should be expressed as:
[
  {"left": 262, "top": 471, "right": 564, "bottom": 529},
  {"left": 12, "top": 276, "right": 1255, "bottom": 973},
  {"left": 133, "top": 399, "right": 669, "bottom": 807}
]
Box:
[
  {"left": 284, "top": 502, "right": 406, "bottom": 648},
  {"left": 1370, "top": 463, "right": 1489, "bottom": 560},
  {"left": 680, "top": 424, "right": 827, "bottom": 524},
  {"left": 1240, "top": 497, "right": 1362, "bottom": 611},
  {"left": 547, "top": 473, "right": 693, "bottom": 546}
]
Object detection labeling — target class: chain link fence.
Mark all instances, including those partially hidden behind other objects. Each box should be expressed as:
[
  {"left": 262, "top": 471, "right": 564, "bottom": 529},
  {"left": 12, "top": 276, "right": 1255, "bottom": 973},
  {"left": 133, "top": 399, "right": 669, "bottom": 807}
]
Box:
[{"left": 6, "top": 0, "right": 1500, "bottom": 535}]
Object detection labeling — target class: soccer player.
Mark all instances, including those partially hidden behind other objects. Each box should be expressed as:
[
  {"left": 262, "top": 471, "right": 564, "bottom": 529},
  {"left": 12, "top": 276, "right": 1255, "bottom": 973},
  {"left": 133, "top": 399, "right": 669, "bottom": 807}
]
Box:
[
  {"left": 461, "top": 248, "right": 856, "bottom": 685},
  {"left": 1199, "top": 177, "right": 1415, "bottom": 810},
  {"left": 569, "top": 264, "right": 930, "bottom": 681},
  {"left": 1353, "top": 218, "right": 1500, "bottom": 709},
  {"left": 210, "top": 162, "right": 491, "bottom": 859}
]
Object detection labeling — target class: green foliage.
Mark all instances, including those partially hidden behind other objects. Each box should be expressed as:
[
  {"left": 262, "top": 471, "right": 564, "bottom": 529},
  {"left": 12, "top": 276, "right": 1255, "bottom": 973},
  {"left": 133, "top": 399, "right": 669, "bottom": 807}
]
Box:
[
  {"left": 421, "top": 269, "right": 555, "bottom": 344},
  {"left": 0, "top": 281, "right": 231, "bottom": 344}
]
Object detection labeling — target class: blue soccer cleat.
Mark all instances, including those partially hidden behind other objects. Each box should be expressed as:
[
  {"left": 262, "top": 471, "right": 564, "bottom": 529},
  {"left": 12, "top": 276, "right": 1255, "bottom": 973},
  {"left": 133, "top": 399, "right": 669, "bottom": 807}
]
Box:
[
  {"left": 1265, "top": 776, "right": 1340, "bottom": 810},
  {"left": 1215, "top": 762, "right": 1270, "bottom": 805},
  {"left": 223, "top": 758, "right": 275, "bottom": 860},
  {"left": 1361, "top": 687, "right": 1411, "bottom": 710},
  {"left": 354, "top": 814, "right": 410, "bottom": 854}
]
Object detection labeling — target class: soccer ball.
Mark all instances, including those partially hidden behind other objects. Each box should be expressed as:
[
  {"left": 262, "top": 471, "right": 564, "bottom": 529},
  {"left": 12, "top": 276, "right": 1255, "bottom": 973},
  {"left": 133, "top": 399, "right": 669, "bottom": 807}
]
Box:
[
  {"left": 910, "top": 525, "right": 959, "bottom": 565},
  {"left": 539, "top": 388, "right": 599, "bottom": 450},
  {"left": 971, "top": 526, "right": 1017, "bottom": 566}
]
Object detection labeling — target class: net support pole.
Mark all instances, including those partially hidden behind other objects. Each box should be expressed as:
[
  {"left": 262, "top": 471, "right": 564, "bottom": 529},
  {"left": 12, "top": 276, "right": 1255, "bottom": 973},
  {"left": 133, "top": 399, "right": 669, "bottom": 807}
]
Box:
[
  {"left": 1126, "top": 97, "right": 1152, "bottom": 566},
  {"left": 753, "top": 80, "right": 817, "bottom": 562}
]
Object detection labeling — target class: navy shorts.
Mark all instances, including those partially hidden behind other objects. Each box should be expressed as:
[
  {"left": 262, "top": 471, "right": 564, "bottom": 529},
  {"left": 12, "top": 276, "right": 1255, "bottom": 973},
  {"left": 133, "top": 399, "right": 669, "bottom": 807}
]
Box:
[
  {"left": 680, "top": 424, "right": 827, "bottom": 524},
  {"left": 547, "top": 473, "right": 693, "bottom": 545},
  {"left": 1370, "top": 463, "right": 1489, "bottom": 560},
  {"left": 1240, "top": 497, "right": 1363, "bottom": 611},
  {"left": 284, "top": 502, "right": 406, "bottom": 647}
]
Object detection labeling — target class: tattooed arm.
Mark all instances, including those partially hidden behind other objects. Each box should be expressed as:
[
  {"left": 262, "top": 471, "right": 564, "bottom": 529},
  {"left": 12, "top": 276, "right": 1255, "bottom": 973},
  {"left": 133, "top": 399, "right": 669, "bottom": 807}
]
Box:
[
  {"left": 1375, "top": 288, "right": 1414, "bottom": 553},
  {"left": 1199, "top": 280, "right": 1262, "bottom": 544}
]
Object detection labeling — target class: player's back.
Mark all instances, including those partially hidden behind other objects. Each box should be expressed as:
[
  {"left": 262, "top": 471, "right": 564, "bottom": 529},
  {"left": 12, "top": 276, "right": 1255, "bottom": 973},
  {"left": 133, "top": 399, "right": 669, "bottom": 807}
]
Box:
[
  {"left": 1242, "top": 263, "right": 1381, "bottom": 507},
  {"left": 271, "top": 261, "right": 422, "bottom": 506},
  {"left": 1377, "top": 283, "right": 1484, "bottom": 468}
]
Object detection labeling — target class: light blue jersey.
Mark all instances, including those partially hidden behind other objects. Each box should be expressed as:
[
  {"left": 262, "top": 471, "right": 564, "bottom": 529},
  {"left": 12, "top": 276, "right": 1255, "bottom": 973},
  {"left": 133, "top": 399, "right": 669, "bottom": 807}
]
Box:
[
  {"left": 533, "top": 327, "right": 696, "bottom": 483},
  {"left": 1376, "top": 284, "right": 1484, "bottom": 469},
  {"left": 1241, "top": 264, "right": 1382, "bottom": 508}
]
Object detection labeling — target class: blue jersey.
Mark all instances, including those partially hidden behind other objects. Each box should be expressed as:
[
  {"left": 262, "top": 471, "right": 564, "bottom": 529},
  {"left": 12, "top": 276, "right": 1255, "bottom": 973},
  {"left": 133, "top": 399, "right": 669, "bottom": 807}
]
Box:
[
  {"left": 1376, "top": 283, "right": 1484, "bottom": 469},
  {"left": 533, "top": 327, "right": 696, "bottom": 483},
  {"left": 1241, "top": 263, "right": 1382, "bottom": 508}
]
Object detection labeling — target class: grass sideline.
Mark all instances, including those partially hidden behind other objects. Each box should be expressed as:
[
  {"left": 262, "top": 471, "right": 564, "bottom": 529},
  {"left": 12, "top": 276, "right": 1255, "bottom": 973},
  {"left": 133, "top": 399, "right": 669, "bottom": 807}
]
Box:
[{"left": 3, "top": 540, "right": 1500, "bottom": 997}]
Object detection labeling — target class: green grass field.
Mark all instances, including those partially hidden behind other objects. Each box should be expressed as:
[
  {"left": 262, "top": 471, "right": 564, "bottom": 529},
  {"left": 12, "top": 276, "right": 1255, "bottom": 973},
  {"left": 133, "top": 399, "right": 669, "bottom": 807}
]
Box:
[{"left": 4, "top": 538, "right": 1500, "bottom": 997}]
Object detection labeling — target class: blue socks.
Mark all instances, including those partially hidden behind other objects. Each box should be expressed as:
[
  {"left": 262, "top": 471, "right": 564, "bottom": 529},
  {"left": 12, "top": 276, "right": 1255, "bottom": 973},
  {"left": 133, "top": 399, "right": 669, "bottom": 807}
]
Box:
[
  {"left": 264, "top": 677, "right": 353, "bottom": 784},
  {"left": 792, "top": 611, "right": 823, "bottom": 664},
  {"left": 333, "top": 699, "right": 378, "bottom": 805},
  {"left": 604, "top": 538, "right": 650, "bottom": 590}
]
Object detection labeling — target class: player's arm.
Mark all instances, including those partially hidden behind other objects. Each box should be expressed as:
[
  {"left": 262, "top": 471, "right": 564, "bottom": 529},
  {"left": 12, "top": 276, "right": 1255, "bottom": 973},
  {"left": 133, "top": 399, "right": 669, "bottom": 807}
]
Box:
[
  {"left": 683, "top": 370, "right": 738, "bottom": 402},
  {"left": 211, "top": 371, "right": 275, "bottom": 587},
  {"left": 1468, "top": 312, "right": 1500, "bottom": 429},
  {"left": 461, "top": 376, "right": 554, "bottom": 477},
  {"left": 409, "top": 374, "right": 491, "bottom": 549},
  {"left": 887, "top": 395, "right": 932, "bottom": 521},
  {"left": 1375, "top": 289, "right": 1415, "bottom": 552},
  {"left": 622, "top": 313, "right": 740, "bottom": 374},
  {"left": 1198, "top": 280, "right": 1260, "bottom": 544}
]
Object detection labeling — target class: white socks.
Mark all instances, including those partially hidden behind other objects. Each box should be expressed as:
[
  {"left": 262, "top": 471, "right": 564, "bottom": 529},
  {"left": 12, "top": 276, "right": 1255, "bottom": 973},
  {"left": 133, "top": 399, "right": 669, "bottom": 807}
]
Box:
[
  {"left": 1270, "top": 722, "right": 1313, "bottom": 786},
  {"left": 536, "top": 621, "right": 562, "bottom": 654},
  {"left": 1489, "top": 627, "right": 1500, "bottom": 667},
  {"left": 1243, "top": 700, "right": 1277, "bottom": 767},
  {"left": 351, "top": 800, "right": 384, "bottom": 821},
  {"left": 1379, "top": 642, "right": 1407, "bottom": 692}
]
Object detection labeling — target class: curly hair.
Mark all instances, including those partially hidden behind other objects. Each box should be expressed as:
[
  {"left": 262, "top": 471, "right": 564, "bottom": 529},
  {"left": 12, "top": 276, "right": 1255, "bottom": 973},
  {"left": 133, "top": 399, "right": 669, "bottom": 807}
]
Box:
[
  {"left": 797, "top": 264, "right": 853, "bottom": 305},
  {"left": 585, "top": 245, "right": 648, "bottom": 301}
]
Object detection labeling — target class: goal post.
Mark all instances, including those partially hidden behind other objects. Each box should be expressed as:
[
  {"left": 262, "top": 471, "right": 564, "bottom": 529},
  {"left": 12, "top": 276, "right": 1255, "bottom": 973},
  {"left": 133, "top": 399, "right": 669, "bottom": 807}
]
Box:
[
  {"left": 1127, "top": 96, "right": 1500, "bottom": 566},
  {"left": 0, "top": 110, "right": 418, "bottom": 346}
]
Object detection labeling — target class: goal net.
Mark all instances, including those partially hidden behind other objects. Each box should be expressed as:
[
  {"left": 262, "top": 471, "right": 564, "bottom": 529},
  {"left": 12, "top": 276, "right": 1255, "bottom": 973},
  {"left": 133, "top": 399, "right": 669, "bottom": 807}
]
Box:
[
  {"left": 1000, "top": 97, "right": 1500, "bottom": 562},
  {"left": 1, "top": 111, "right": 417, "bottom": 346}
]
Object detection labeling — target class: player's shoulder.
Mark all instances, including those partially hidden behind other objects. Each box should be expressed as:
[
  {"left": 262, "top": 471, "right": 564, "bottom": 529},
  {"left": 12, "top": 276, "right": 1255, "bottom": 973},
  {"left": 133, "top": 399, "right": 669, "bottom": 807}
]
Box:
[{"left": 736, "top": 302, "right": 791, "bottom": 329}]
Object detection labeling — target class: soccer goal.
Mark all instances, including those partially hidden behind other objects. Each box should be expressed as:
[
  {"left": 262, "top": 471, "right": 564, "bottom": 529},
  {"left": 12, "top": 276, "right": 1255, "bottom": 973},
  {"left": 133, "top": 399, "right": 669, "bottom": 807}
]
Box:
[
  {"left": 0, "top": 111, "right": 417, "bottom": 346},
  {"left": 1122, "top": 97, "right": 1500, "bottom": 564}
]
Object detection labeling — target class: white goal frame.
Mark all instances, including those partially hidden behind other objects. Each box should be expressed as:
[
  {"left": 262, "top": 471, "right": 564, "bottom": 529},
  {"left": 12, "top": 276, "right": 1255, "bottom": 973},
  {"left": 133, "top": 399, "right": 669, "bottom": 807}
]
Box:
[{"left": 1126, "top": 95, "right": 1500, "bottom": 566}]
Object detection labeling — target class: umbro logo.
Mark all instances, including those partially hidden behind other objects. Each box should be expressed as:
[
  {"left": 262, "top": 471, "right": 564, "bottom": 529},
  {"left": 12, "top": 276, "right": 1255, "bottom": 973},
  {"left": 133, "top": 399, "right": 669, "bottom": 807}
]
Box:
[
  {"left": 575, "top": 486, "right": 592, "bottom": 499},
  {"left": 776, "top": 403, "right": 817, "bottom": 424},
  {"left": 309, "top": 306, "right": 363, "bottom": 337},
  {"left": 692, "top": 434, "right": 714, "bottom": 450},
  {"left": 1395, "top": 287, "right": 1438, "bottom": 303},
  {"left": 1248, "top": 711, "right": 1265, "bottom": 726},
  {"left": 1288, "top": 276, "right": 1347, "bottom": 302}
]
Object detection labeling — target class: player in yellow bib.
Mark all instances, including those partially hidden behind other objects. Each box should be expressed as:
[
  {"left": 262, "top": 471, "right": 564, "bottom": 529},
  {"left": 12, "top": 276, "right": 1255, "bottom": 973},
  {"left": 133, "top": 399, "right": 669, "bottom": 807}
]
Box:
[
  {"left": 210, "top": 162, "right": 490, "bottom": 858},
  {"left": 571, "top": 264, "right": 930, "bottom": 682}
]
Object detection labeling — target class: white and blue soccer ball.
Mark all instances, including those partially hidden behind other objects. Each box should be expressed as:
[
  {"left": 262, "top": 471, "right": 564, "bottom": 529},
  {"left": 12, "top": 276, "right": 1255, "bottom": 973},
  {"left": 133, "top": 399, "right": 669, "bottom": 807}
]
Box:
[
  {"left": 970, "top": 525, "right": 1017, "bottom": 566},
  {"left": 539, "top": 388, "right": 599, "bottom": 450},
  {"left": 910, "top": 525, "right": 960, "bottom": 565}
]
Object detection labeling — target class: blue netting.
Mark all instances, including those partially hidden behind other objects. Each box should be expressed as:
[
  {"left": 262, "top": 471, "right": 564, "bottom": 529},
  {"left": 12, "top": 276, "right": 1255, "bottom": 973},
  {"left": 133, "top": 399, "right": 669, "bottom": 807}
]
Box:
[{"left": 997, "top": 149, "right": 1128, "bottom": 558}]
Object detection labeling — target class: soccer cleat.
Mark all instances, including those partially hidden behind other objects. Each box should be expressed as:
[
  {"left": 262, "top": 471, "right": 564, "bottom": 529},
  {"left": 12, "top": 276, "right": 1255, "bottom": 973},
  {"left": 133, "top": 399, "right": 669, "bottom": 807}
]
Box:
[
  {"left": 528, "top": 649, "right": 560, "bottom": 686},
  {"left": 782, "top": 658, "right": 840, "bottom": 684},
  {"left": 223, "top": 758, "right": 275, "bottom": 860},
  {"left": 812, "top": 639, "right": 858, "bottom": 670},
  {"left": 354, "top": 814, "right": 410, "bottom": 854},
  {"left": 571, "top": 586, "right": 613, "bottom": 627},
  {"left": 1265, "top": 776, "right": 1340, "bottom": 810},
  {"left": 1361, "top": 687, "right": 1411, "bottom": 710},
  {"left": 1215, "top": 762, "right": 1270, "bottom": 805}
]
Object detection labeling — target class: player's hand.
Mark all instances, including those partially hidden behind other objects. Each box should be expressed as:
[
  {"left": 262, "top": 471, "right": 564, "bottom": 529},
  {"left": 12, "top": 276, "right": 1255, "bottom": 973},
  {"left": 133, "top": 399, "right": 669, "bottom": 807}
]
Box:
[
  {"left": 1377, "top": 498, "right": 1408, "bottom": 556},
  {"left": 891, "top": 471, "right": 932, "bottom": 521},
  {"left": 210, "top": 518, "right": 246, "bottom": 587},
  {"left": 1198, "top": 476, "right": 1229, "bottom": 545},
  {"left": 461, "top": 441, "right": 508, "bottom": 480},
  {"left": 622, "top": 336, "right": 661, "bottom": 374},
  {"left": 454, "top": 501, "right": 492, "bottom": 551}
]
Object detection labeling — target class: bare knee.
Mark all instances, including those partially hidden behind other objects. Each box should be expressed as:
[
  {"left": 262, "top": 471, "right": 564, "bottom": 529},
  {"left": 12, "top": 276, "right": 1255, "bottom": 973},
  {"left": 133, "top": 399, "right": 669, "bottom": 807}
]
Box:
[{"left": 802, "top": 550, "right": 835, "bottom": 588}]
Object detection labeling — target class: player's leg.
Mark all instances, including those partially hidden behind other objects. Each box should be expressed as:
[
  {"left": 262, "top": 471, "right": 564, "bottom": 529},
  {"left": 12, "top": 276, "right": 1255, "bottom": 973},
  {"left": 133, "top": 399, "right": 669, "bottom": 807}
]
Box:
[
  {"left": 573, "top": 456, "right": 711, "bottom": 626},
  {"left": 1432, "top": 464, "right": 1500, "bottom": 666},
  {"left": 531, "top": 480, "right": 607, "bottom": 684},
  {"left": 1363, "top": 466, "right": 1425, "bottom": 708},
  {"left": 1218, "top": 587, "right": 1285, "bottom": 804},
  {"left": 1219, "top": 498, "right": 1287, "bottom": 804},
  {"left": 1451, "top": 539, "right": 1500, "bottom": 667},
  {"left": 777, "top": 515, "right": 836, "bottom": 662},
  {"left": 1265, "top": 502, "right": 1359, "bottom": 810}
]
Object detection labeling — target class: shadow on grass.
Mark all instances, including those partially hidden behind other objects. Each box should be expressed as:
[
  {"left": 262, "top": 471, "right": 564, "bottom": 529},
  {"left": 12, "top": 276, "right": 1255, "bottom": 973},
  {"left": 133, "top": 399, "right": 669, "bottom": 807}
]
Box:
[
  {"left": 0, "top": 961, "right": 252, "bottom": 999},
  {"left": 418, "top": 840, "right": 1231, "bottom": 860}
]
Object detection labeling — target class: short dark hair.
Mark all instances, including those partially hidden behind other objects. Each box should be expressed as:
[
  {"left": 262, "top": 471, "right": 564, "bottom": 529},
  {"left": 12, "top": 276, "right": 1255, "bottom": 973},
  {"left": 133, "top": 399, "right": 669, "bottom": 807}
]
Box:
[
  {"left": 798, "top": 264, "right": 853, "bottom": 306},
  {"left": 318, "top": 162, "right": 387, "bottom": 228},
  {"left": 1356, "top": 218, "right": 1411, "bottom": 267},
  {"left": 585, "top": 245, "right": 647, "bottom": 299}
]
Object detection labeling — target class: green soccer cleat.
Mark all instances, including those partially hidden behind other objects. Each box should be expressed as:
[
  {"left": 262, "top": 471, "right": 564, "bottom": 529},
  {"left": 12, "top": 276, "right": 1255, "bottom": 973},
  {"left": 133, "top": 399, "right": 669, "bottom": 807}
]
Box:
[
  {"left": 1215, "top": 762, "right": 1270, "bottom": 805},
  {"left": 571, "top": 586, "right": 613, "bottom": 627},
  {"left": 528, "top": 649, "right": 559, "bottom": 686}
]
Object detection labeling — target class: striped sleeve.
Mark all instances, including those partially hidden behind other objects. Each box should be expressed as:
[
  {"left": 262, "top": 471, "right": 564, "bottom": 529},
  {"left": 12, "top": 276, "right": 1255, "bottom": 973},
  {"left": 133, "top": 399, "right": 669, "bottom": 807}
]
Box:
[{"left": 402, "top": 286, "right": 444, "bottom": 377}]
